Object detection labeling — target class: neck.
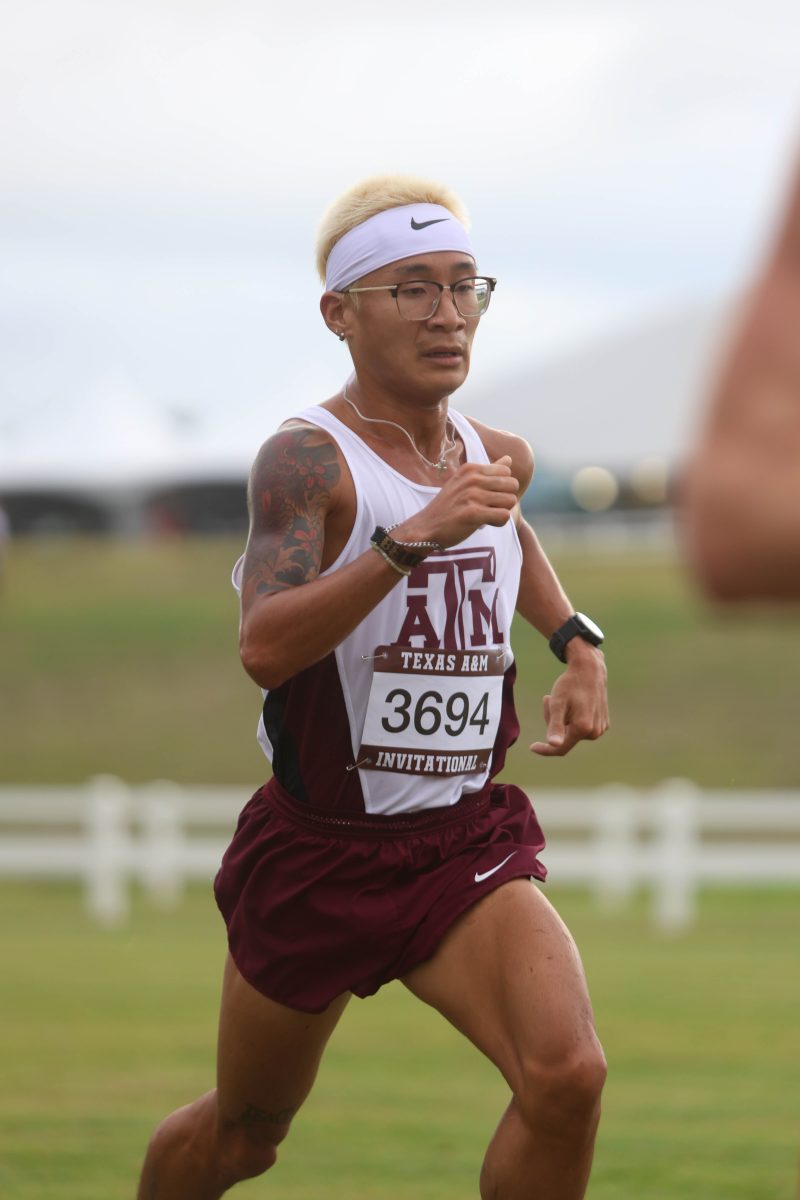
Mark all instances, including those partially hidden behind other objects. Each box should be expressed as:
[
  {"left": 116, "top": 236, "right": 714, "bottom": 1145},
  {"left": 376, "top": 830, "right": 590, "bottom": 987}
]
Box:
[
  {"left": 344, "top": 376, "right": 450, "bottom": 441},
  {"left": 342, "top": 380, "right": 457, "bottom": 472}
]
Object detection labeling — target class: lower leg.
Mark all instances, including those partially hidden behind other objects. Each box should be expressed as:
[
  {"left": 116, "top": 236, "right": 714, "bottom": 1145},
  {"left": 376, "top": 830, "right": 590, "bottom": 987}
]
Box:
[
  {"left": 138, "top": 957, "right": 348, "bottom": 1199},
  {"left": 136, "top": 1089, "right": 277, "bottom": 1200}
]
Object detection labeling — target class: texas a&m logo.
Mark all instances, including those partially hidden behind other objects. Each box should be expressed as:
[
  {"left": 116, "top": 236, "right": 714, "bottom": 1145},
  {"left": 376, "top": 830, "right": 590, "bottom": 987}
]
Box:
[{"left": 393, "top": 546, "right": 504, "bottom": 650}]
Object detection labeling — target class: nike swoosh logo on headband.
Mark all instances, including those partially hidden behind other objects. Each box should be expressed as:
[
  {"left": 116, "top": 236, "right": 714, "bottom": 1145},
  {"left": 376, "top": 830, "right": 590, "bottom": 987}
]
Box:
[{"left": 410, "top": 217, "right": 449, "bottom": 230}]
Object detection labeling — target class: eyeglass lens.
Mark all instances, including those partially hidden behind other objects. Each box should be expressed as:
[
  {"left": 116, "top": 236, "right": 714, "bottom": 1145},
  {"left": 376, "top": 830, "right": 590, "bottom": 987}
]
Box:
[{"left": 396, "top": 278, "right": 492, "bottom": 320}]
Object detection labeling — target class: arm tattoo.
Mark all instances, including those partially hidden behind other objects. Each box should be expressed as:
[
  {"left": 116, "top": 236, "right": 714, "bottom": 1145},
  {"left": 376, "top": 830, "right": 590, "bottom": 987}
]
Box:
[{"left": 243, "top": 427, "right": 340, "bottom": 598}]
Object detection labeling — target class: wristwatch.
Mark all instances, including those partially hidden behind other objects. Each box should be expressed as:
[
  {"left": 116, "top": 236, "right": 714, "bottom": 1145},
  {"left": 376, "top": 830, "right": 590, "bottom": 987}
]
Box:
[{"left": 548, "top": 612, "right": 605, "bottom": 663}]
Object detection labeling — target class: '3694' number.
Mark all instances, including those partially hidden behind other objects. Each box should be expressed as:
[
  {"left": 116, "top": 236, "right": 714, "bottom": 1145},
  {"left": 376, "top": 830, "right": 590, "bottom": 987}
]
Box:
[{"left": 380, "top": 689, "right": 490, "bottom": 737}]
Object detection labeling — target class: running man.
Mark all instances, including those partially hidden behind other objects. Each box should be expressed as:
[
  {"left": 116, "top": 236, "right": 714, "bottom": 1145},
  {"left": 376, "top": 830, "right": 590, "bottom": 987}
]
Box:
[
  {"left": 682, "top": 152, "right": 800, "bottom": 600},
  {"left": 137, "top": 174, "right": 610, "bottom": 1199}
]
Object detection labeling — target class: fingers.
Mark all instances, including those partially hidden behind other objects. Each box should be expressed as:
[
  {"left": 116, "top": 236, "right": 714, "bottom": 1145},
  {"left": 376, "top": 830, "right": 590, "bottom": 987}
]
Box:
[
  {"left": 531, "top": 735, "right": 579, "bottom": 757},
  {"left": 546, "top": 693, "right": 566, "bottom": 747},
  {"left": 485, "top": 456, "right": 517, "bottom": 487},
  {"left": 452, "top": 458, "right": 520, "bottom": 506},
  {"left": 530, "top": 727, "right": 583, "bottom": 756},
  {"left": 530, "top": 690, "right": 609, "bottom": 757},
  {"left": 530, "top": 693, "right": 571, "bottom": 756},
  {"left": 435, "top": 460, "right": 519, "bottom": 531},
  {"left": 456, "top": 457, "right": 516, "bottom": 483}
]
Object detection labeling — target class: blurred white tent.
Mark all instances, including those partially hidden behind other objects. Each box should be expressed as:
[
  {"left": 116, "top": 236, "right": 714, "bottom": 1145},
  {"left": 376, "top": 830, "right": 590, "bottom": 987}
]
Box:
[
  {"left": 0, "top": 373, "right": 251, "bottom": 492},
  {"left": 460, "top": 301, "right": 731, "bottom": 474}
]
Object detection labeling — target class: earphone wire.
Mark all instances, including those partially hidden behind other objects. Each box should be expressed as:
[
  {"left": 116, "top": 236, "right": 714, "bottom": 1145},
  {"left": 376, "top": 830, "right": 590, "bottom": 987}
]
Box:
[{"left": 342, "top": 385, "right": 457, "bottom": 472}]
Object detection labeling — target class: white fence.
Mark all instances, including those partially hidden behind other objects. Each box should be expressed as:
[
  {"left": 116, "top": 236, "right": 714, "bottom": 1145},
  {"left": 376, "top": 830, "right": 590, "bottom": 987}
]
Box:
[{"left": 1, "top": 777, "right": 799, "bottom": 930}]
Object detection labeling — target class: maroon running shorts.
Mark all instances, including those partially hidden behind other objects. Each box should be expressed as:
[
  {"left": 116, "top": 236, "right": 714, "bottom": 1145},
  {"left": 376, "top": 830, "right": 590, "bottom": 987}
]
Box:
[{"left": 214, "top": 777, "right": 547, "bottom": 1013}]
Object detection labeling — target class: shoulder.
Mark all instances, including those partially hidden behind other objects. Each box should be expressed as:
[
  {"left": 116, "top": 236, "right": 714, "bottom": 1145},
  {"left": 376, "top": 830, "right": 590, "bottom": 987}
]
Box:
[
  {"left": 464, "top": 416, "right": 535, "bottom": 492},
  {"left": 247, "top": 421, "right": 344, "bottom": 517},
  {"left": 250, "top": 419, "right": 340, "bottom": 475}
]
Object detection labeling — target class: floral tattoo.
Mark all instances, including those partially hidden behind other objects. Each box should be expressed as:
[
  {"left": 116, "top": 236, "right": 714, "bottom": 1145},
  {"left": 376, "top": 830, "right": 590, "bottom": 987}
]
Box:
[{"left": 242, "top": 428, "right": 340, "bottom": 599}]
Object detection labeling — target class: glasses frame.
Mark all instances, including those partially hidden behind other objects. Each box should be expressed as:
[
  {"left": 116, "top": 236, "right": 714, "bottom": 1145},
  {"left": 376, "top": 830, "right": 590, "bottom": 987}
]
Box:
[{"left": 342, "top": 275, "right": 497, "bottom": 321}]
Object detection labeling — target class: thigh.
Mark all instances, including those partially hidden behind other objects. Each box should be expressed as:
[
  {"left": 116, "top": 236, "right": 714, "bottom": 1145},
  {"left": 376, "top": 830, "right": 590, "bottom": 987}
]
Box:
[
  {"left": 216, "top": 953, "right": 350, "bottom": 1128},
  {"left": 401, "top": 879, "right": 598, "bottom": 1092}
]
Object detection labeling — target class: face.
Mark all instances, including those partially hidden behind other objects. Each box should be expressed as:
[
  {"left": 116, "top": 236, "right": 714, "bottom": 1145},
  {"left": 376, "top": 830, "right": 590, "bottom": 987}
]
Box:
[{"left": 335, "top": 250, "right": 483, "bottom": 402}]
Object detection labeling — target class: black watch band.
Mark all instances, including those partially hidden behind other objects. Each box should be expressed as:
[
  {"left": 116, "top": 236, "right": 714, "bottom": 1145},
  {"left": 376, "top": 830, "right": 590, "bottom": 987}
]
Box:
[{"left": 548, "top": 612, "right": 605, "bottom": 663}]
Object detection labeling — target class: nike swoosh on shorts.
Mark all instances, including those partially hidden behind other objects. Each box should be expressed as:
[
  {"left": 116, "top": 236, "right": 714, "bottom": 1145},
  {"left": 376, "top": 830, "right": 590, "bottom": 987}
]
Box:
[{"left": 474, "top": 851, "right": 518, "bottom": 883}]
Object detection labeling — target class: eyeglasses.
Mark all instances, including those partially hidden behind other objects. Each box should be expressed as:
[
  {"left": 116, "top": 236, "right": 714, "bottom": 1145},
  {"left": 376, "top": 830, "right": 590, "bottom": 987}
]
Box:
[{"left": 343, "top": 276, "right": 497, "bottom": 321}]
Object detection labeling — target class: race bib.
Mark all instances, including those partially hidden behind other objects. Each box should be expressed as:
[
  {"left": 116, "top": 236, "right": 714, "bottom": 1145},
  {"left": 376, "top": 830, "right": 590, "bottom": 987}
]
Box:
[{"left": 357, "top": 644, "right": 507, "bottom": 776}]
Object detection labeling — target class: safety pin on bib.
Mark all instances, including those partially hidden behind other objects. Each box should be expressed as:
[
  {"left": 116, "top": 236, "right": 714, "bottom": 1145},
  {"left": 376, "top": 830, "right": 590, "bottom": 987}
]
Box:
[{"left": 346, "top": 756, "right": 373, "bottom": 773}]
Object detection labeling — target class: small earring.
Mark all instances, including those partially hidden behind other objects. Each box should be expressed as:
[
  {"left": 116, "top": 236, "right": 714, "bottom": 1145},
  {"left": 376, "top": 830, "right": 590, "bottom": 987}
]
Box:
[{"left": 337, "top": 331, "right": 346, "bottom": 342}]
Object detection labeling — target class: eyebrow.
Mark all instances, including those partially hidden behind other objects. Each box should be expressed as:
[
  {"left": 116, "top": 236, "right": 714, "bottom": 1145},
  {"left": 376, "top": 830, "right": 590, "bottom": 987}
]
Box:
[{"left": 394, "top": 260, "right": 476, "bottom": 277}]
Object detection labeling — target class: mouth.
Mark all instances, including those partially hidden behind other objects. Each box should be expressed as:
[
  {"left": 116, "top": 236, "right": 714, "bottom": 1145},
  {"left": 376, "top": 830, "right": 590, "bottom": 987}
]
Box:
[{"left": 422, "top": 347, "right": 466, "bottom": 365}]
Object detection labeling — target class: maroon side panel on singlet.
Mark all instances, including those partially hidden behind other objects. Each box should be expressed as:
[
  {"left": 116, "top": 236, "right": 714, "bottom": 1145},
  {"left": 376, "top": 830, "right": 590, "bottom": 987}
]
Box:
[
  {"left": 262, "top": 650, "right": 367, "bottom": 814},
  {"left": 489, "top": 660, "right": 520, "bottom": 780}
]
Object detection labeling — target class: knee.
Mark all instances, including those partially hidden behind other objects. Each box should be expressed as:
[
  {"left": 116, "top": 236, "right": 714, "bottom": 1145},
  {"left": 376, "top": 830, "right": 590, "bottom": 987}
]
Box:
[
  {"left": 517, "top": 1037, "right": 607, "bottom": 1129},
  {"left": 215, "top": 1118, "right": 286, "bottom": 1188}
]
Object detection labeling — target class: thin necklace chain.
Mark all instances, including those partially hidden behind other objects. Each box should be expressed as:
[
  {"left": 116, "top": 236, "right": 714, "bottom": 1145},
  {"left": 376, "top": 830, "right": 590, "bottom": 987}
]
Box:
[{"left": 342, "top": 384, "right": 457, "bottom": 472}]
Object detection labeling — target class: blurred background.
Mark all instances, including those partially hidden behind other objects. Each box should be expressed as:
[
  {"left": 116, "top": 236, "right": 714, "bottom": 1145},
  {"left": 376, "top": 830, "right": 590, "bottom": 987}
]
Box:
[{"left": 1, "top": 2, "right": 799, "bottom": 1198}]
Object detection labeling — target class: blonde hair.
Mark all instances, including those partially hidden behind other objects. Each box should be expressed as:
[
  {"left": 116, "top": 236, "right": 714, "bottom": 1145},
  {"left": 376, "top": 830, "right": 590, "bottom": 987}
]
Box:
[{"left": 315, "top": 173, "right": 471, "bottom": 283}]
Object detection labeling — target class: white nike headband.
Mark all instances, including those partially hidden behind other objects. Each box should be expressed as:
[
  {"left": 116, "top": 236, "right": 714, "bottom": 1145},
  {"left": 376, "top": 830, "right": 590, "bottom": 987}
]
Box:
[{"left": 324, "top": 203, "right": 475, "bottom": 292}]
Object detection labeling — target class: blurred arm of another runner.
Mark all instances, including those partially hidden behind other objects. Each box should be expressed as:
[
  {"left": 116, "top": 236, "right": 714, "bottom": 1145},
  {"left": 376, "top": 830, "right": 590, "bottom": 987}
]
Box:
[
  {"left": 681, "top": 153, "right": 800, "bottom": 601},
  {"left": 469, "top": 419, "right": 609, "bottom": 757},
  {"left": 237, "top": 421, "right": 520, "bottom": 690}
]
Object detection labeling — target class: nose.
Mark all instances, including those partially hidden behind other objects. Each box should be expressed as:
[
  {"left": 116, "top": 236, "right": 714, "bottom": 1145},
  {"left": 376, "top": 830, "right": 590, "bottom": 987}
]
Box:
[{"left": 428, "top": 286, "right": 466, "bottom": 329}]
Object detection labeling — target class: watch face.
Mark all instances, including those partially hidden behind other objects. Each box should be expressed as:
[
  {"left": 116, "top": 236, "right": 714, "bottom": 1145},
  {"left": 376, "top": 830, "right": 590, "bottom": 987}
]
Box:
[{"left": 575, "top": 612, "right": 604, "bottom": 641}]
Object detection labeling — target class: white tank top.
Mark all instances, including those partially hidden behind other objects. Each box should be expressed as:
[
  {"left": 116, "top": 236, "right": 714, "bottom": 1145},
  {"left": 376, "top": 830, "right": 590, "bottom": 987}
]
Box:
[{"left": 234, "top": 404, "right": 523, "bottom": 816}]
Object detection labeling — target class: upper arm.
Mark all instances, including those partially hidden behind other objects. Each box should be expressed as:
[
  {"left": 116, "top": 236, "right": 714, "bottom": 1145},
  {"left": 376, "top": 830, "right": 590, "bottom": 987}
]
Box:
[{"left": 239, "top": 424, "right": 342, "bottom": 612}]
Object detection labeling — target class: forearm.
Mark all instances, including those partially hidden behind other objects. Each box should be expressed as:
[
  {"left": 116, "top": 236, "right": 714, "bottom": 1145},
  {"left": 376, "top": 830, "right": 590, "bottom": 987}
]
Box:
[
  {"left": 240, "top": 547, "right": 406, "bottom": 689},
  {"left": 516, "top": 519, "right": 608, "bottom": 755},
  {"left": 514, "top": 519, "right": 574, "bottom": 638},
  {"left": 515, "top": 518, "right": 605, "bottom": 673}
]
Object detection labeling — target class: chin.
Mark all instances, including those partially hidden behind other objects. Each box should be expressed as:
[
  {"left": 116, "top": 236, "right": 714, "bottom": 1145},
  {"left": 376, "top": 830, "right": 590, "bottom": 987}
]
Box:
[
  {"left": 424, "top": 361, "right": 469, "bottom": 388},
  {"left": 447, "top": 367, "right": 470, "bottom": 394}
]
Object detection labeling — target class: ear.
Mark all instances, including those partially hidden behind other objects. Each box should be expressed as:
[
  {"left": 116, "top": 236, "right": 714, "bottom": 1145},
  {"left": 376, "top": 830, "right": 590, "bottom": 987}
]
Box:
[{"left": 320, "top": 291, "right": 350, "bottom": 341}]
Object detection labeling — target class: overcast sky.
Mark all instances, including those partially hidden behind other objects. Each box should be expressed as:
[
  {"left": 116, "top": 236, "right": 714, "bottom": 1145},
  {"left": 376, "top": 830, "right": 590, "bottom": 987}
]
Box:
[{"left": 2, "top": 0, "right": 799, "bottom": 463}]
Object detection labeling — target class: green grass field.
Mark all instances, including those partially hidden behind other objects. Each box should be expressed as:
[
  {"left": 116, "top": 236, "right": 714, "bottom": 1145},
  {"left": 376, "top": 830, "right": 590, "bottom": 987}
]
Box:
[
  {"left": 1, "top": 882, "right": 797, "bottom": 1200},
  {"left": 2, "top": 535, "right": 800, "bottom": 787}
]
